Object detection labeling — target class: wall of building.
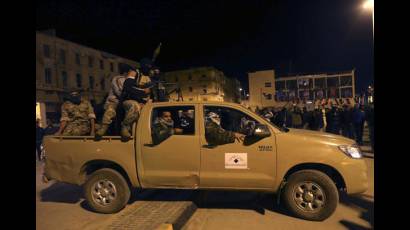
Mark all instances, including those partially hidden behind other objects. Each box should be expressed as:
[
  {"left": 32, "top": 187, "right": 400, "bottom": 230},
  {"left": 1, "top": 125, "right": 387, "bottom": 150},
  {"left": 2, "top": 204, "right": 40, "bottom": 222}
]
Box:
[
  {"left": 36, "top": 31, "right": 139, "bottom": 119},
  {"left": 162, "top": 67, "right": 241, "bottom": 103},
  {"left": 248, "top": 70, "right": 276, "bottom": 110},
  {"left": 275, "top": 70, "right": 355, "bottom": 102}
]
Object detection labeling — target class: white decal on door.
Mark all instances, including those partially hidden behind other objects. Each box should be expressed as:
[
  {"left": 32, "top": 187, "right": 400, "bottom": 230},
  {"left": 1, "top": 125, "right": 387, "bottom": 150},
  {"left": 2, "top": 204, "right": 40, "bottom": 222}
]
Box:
[{"left": 225, "top": 153, "right": 248, "bottom": 169}]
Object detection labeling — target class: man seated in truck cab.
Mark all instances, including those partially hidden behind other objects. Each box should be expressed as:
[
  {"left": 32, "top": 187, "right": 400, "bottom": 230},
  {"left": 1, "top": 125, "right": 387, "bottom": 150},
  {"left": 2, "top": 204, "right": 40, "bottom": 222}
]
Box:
[
  {"left": 205, "top": 111, "right": 245, "bottom": 146},
  {"left": 152, "top": 111, "right": 183, "bottom": 145},
  {"left": 174, "top": 109, "right": 195, "bottom": 134}
]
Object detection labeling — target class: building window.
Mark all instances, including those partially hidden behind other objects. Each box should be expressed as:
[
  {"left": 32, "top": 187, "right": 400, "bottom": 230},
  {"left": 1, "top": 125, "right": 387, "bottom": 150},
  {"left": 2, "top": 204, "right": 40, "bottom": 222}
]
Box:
[
  {"left": 189, "top": 98, "right": 193, "bottom": 101},
  {"left": 264, "top": 93, "right": 272, "bottom": 100},
  {"left": 99, "top": 59, "right": 104, "bottom": 69},
  {"left": 76, "top": 74, "right": 82, "bottom": 88},
  {"left": 110, "top": 63, "right": 114, "bottom": 72},
  {"left": 75, "top": 53, "right": 81, "bottom": 65},
  {"left": 189, "top": 87, "right": 193, "bottom": 92},
  {"left": 59, "top": 49, "right": 66, "bottom": 64},
  {"left": 188, "top": 75, "right": 192, "bottom": 80},
  {"left": 298, "top": 78, "right": 312, "bottom": 89},
  {"left": 61, "top": 71, "right": 68, "bottom": 88},
  {"left": 89, "top": 76, "right": 95, "bottom": 89},
  {"left": 265, "top": 82, "right": 272, "bottom": 87},
  {"left": 314, "top": 78, "right": 326, "bottom": 89},
  {"left": 44, "top": 68, "right": 52, "bottom": 84},
  {"left": 340, "top": 76, "right": 353, "bottom": 87},
  {"left": 327, "top": 77, "right": 339, "bottom": 88},
  {"left": 100, "top": 78, "right": 105, "bottom": 91},
  {"left": 88, "top": 56, "right": 94, "bottom": 67},
  {"left": 43, "top": 44, "right": 50, "bottom": 58},
  {"left": 203, "top": 89, "right": 207, "bottom": 94}
]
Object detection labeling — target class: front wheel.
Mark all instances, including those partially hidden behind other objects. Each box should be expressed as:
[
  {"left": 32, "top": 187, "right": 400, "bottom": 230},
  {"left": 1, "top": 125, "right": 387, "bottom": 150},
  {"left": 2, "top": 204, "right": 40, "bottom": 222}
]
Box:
[
  {"left": 84, "top": 168, "right": 131, "bottom": 214},
  {"left": 282, "top": 169, "right": 339, "bottom": 221}
]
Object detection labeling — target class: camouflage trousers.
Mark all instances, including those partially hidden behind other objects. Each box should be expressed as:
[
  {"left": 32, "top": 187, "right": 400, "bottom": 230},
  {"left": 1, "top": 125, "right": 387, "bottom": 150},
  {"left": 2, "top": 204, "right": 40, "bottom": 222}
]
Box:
[
  {"left": 63, "top": 120, "right": 91, "bottom": 136},
  {"left": 102, "top": 102, "right": 119, "bottom": 125},
  {"left": 121, "top": 100, "right": 142, "bottom": 132}
]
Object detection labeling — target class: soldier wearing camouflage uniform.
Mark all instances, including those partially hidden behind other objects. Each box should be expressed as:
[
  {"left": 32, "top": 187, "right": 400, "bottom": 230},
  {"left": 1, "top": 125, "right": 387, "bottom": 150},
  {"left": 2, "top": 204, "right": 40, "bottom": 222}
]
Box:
[
  {"left": 94, "top": 73, "right": 126, "bottom": 139},
  {"left": 205, "top": 112, "right": 245, "bottom": 146},
  {"left": 56, "top": 90, "right": 96, "bottom": 136}
]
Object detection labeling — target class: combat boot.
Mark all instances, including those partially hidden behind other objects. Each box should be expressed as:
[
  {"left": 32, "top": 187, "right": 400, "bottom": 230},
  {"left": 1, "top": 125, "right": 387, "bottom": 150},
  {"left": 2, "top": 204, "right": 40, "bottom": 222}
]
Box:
[
  {"left": 120, "top": 127, "right": 131, "bottom": 142},
  {"left": 94, "top": 124, "right": 109, "bottom": 141}
]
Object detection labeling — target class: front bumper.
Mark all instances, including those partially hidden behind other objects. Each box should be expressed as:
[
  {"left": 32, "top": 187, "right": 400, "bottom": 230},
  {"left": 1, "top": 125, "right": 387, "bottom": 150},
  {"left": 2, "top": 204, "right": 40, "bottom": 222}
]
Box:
[{"left": 340, "top": 158, "right": 368, "bottom": 194}]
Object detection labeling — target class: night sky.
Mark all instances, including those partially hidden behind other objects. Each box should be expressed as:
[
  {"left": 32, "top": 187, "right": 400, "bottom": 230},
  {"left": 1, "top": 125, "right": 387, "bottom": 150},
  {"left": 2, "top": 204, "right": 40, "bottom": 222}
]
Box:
[{"left": 36, "top": 0, "right": 374, "bottom": 93}]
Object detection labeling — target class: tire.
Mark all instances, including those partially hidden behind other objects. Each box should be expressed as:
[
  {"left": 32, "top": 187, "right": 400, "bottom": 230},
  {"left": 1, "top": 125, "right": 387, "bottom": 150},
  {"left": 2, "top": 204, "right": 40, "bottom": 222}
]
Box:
[
  {"left": 84, "top": 168, "right": 131, "bottom": 214},
  {"left": 282, "top": 169, "right": 339, "bottom": 221}
]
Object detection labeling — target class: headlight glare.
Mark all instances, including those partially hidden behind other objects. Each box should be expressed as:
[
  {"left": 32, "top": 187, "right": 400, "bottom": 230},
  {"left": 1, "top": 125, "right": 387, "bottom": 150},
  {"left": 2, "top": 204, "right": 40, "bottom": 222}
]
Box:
[{"left": 338, "top": 145, "right": 362, "bottom": 159}]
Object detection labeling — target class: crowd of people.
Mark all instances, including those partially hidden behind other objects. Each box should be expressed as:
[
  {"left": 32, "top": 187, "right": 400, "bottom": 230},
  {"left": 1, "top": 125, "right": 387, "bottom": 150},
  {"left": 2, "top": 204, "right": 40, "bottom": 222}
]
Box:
[{"left": 255, "top": 101, "right": 374, "bottom": 149}]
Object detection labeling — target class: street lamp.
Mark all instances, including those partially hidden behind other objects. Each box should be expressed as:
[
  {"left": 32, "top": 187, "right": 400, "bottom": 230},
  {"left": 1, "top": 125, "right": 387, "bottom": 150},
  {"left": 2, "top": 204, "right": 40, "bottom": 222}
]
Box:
[{"left": 363, "top": 0, "right": 374, "bottom": 39}]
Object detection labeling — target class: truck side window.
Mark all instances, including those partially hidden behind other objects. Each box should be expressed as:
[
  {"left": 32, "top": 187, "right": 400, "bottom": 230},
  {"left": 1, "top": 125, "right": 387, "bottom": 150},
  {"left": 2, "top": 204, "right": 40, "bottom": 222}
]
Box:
[
  {"left": 151, "top": 106, "right": 195, "bottom": 145},
  {"left": 204, "top": 106, "right": 259, "bottom": 136}
]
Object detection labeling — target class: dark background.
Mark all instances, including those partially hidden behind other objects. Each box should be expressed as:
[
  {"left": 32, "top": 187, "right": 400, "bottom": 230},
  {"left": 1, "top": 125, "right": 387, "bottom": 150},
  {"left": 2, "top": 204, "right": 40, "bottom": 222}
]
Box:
[{"left": 36, "top": 0, "right": 373, "bottom": 94}]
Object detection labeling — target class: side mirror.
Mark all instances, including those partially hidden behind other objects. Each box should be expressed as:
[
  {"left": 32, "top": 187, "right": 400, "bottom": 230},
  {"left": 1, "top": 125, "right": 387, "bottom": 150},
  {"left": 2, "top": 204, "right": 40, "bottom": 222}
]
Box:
[{"left": 253, "top": 124, "right": 271, "bottom": 138}]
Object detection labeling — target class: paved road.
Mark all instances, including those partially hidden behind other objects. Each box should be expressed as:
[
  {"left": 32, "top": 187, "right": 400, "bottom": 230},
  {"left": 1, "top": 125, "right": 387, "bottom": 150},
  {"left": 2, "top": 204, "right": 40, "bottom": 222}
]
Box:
[{"left": 36, "top": 158, "right": 373, "bottom": 230}]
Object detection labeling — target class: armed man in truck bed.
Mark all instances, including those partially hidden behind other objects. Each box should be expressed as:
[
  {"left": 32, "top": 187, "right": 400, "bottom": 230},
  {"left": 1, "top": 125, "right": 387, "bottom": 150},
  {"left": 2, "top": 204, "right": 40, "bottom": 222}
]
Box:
[
  {"left": 119, "top": 62, "right": 152, "bottom": 141},
  {"left": 56, "top": 90, "right": 96, "bottom": 136}
]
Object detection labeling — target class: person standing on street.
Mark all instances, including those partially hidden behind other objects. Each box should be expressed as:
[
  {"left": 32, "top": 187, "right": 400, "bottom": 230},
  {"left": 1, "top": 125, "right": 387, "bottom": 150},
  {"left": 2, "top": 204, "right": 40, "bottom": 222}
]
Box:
[
  {"left": 341, "top": 104, "right": 354, "bottom": 139},
  {"left": 36, "top": 119, "right": 45, "bottom": 161},
  {"left": 312, "top": 106, "right": 324, "bottom": 131},
  {"left": 365, "top": 103, "right": 374, "bottom": 151},
  {"left": 291, "top": 106, "right": 303, "bottom": 129},
  {"left": 352, "top": 104, "right": 366, "bottom": 145}
]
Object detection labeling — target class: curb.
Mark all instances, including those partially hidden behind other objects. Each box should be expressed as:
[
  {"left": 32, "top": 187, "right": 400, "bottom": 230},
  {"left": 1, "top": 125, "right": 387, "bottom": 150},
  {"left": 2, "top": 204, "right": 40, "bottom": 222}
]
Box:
[{"left": 162, "top": 202, "right": 198, "bottom": 230}]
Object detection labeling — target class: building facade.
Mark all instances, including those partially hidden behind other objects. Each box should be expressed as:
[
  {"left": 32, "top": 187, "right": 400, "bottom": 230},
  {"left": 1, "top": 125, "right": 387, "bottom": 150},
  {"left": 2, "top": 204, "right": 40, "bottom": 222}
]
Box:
[
  {"left": 275, "top": 70, "right": 356, "bottom": 102},
  {"left": 247, "top": 69, "right": 356, "bottom": 109},
  {"left": 248, "top": 70, "right": 276, "bottom": 110},
  {"left": 36, "top": 30, "right": 139, "bottom": 121},
  {"left": 162, "top": 67, "right": 241, "bottom": 103}
]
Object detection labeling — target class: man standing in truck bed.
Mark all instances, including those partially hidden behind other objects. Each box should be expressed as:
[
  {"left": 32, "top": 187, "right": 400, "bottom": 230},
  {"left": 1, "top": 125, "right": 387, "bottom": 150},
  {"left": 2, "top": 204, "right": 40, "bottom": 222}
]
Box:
[
  {"left": 94, "top": 66, "right": 129, "bottom": 140},
  {"left": 120, "top": 63, "right": 152, "bottom": 141}
]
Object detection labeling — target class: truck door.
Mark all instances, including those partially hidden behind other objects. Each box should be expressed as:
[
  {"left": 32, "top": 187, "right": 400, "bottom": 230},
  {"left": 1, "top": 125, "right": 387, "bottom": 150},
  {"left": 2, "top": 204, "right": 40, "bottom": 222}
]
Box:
[
  {"left": 199, "top": 105, "right": 277, "bottom": 189},
  {"left": 139, "top": 105, "right": 200, "bottom": 188}
]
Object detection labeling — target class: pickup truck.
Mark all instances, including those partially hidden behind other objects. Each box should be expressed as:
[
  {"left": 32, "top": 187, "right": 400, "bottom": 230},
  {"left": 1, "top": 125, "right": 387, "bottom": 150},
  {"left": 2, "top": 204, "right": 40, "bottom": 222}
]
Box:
[{"left": 43, "top": 101, "right": 368, "bottom": 221}]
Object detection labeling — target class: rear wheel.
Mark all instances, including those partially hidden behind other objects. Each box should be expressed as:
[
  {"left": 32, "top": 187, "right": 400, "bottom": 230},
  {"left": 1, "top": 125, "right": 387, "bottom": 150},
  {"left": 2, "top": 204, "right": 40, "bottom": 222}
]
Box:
[
  {"left": 84, "top": 168, "right": 131, "bottom": 214},
  {"left": 282, "top": 169, "right": 339, "bottom": 221}
]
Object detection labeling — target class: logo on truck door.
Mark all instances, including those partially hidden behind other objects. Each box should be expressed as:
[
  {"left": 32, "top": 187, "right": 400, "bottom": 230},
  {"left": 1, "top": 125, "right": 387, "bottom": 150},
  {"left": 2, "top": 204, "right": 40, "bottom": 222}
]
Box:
[{"left": 225, "top": 153, "right": 248, "bottom": 169}]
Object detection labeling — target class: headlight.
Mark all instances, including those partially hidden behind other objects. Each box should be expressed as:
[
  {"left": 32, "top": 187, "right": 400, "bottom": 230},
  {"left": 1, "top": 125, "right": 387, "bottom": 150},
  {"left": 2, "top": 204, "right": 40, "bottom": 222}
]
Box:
[{"left": 338, "top": 145, "right": 362, "bottom": 159}]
